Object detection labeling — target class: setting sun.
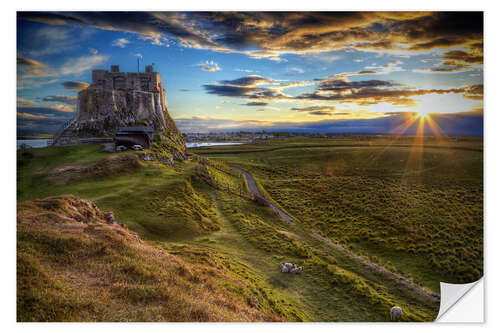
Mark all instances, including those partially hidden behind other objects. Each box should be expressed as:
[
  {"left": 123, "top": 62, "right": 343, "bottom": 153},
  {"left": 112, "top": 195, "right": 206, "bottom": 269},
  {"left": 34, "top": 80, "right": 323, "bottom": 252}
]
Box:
[{"left": 417, "top": 110, "right": 431, "bottom": 118}]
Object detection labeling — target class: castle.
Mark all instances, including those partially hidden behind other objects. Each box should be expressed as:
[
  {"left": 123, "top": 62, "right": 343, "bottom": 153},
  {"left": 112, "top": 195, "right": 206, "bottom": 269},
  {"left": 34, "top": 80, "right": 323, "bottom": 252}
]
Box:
[{"left": 53, "top": 65, "right": 185, "bottom": 152}]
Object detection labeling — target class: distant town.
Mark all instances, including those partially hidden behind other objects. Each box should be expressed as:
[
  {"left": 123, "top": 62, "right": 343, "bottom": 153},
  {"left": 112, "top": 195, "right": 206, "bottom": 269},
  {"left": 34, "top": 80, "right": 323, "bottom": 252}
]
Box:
[{"left": 182, "top": 131, "right": 471, "bottom": 143}]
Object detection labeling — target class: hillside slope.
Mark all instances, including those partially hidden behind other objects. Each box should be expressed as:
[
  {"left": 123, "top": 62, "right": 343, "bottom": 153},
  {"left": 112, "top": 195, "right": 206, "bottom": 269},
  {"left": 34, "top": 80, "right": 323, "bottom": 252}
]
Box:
[{"left": 17, "top": 195, "right": 281, "bottom": 322}]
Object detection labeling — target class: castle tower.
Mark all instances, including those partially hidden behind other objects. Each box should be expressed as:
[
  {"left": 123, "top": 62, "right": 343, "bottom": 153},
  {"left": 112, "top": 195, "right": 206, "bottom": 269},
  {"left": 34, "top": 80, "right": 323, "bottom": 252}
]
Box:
[{"left": 52, "top": 64, "right": 184, "bottom": 150}]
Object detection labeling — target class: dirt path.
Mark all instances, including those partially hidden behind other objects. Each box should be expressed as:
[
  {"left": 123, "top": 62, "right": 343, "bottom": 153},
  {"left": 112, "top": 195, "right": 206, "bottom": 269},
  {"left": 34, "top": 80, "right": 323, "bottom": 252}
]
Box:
[
  {"left": 232, "top": 166, "right": 440, "bottom": 306},
  {"left": 232, "top": 166, "right": 294, "bottom": 222},
  {"left": 311, "top": 233, "right": 440, "bottom": 305}
]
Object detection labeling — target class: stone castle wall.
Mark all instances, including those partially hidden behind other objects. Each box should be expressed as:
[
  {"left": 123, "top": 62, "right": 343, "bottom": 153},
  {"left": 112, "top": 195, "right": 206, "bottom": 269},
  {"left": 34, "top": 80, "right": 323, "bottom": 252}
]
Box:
[{"left": 53, "top": 65, "right": 185, "bottom": 153}]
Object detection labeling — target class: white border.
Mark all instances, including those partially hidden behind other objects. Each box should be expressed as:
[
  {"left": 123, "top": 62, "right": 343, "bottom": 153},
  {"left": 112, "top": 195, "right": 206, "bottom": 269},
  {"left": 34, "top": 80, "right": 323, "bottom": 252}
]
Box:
[{"left": 3, "top": 1, "right": 498, "bottom": 331}]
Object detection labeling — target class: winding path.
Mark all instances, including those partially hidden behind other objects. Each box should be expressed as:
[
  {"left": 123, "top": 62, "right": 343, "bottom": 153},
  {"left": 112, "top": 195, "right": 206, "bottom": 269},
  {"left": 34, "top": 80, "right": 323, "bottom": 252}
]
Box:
[
  {"left": 232, "top": 166, "right": 440, "bottom": 305},
  {"left": 232, "top": 166, "right": 294, "bottom": 222}
]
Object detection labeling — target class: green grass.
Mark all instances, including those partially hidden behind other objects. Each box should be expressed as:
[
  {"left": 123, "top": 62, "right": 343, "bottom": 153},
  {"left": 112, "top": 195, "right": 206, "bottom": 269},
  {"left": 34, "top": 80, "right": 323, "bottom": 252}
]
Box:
[
  {"left": 199, "top": 140, "right": 483, "bottom": 292},
  {"left": 18, "top": 139, "right": 474, "bottom": 321}
]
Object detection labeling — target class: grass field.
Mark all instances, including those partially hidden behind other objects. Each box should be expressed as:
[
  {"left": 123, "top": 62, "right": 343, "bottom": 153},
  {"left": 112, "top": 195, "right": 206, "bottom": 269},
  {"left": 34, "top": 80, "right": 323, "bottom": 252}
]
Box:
[
  {"left": 201, "top": 137, "right": 483, "bottom": 292},
  {"left": 16, "top": 136, "right": 482, "bottom": 321}
]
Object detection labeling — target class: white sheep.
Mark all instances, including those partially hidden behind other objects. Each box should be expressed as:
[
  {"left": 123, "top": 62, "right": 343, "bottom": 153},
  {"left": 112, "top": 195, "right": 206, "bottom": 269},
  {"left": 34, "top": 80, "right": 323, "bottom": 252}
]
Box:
[
  {"left": 280, "top": 263, "right": 294, "bottom": 273},
  {"left": 390, "top": 306, "right": 403, "bottom": 321},
  {"left": 290, "top": 267, "right": 303, "bottom": 274}
]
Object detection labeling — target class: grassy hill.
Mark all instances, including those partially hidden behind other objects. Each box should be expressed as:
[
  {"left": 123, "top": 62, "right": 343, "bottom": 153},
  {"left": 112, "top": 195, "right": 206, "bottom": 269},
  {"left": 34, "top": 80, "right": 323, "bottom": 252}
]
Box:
[{"left": 16, "top": 138, "right": 475, "bottom": 321}]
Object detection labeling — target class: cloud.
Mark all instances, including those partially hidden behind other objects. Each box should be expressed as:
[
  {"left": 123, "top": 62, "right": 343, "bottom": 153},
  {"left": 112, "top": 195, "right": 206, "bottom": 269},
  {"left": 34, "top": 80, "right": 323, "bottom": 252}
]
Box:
[
  {"left": 46, "top": 104, "right": 74, "bottom": 112},
  {"left": 112, "top": 38, "right": 130, "bottom": 48},
  {"left": 413, "top": 49, "right": 483, "bottom": 74},
  {"left": 203, "top": 84, "right": 261, "bottom": 97},
  {"left": 60, "top": 55, "right": 109, "bottom": 76},
  {"left": 42, "top": 95, "right": 77, "bottom": 105},
  {"left": 220, "top": 75, "right": 274, "bottom": 87},
  {"left": 89, "top": 48, "right": 98, "bottom": 55},
  {"left": 243, "top": 102, "right": 268, "bottom": 106},
  {"left": 462, "top": 84, "right": 483, "bottom": 100},
  {"left": 17, "top": 112, "right": 49, "bottom": 119},
  {"left": 195, "top": 60, "right": 221, "bottom": 72},
  {"left": 287, "top": 66, "right": 305, "bottom": 74},
  {"left": 292, "top": 105, "right": 336, "bottom": 112},
  {"left": 62, "top": 81, "right": 89, "bottom": 90},
  {"left": 18, "top": 55, "right": 107, "bottom": 90},
  {"left": 17, "top": 57, "right": 49, "bottom": 77},
  {"left": 17, "top": 57, "right": 46, "bottom": 68},
  {"left": 308, "top": 111, "right": 335, "bottom": 116},
  {"left": 17, "top": 97, "right": 37, "bottom": 107},
  {"left": 203, "top": 72, "right": 481, "bottom": 108},
  {"left": 17, "top": 106, "right": 75, "bottom": 136},
  {"left": 18, "top": 12, "right": 483, "bottom": 61},
  {"left": 291, "top": 105, "right": 337, "bottom": 116}
]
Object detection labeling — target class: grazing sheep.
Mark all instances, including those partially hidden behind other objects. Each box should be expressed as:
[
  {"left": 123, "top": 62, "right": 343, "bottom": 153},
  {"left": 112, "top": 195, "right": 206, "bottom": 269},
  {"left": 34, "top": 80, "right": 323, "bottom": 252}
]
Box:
[
  {"left": 280, "top": 263, "right": 302, "bottom": 274},
  {"left": 390, "top": 306, "right": 403, "bottom": 321},
  {"left": 116, "top": 145, "right": 127, "bottom": 152},
  {"left": 280, "top": 263, "right": 294, "bottom": 273}
]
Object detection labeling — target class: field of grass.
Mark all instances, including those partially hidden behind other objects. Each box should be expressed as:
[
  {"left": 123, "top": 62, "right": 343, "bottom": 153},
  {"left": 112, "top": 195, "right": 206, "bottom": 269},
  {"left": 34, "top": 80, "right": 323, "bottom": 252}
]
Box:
[
  {"left": 17, "top": 136, "right": 480, "bottom": 321},
  {"left": 203, "top": 137, "right": 483, "bottom": 292}
]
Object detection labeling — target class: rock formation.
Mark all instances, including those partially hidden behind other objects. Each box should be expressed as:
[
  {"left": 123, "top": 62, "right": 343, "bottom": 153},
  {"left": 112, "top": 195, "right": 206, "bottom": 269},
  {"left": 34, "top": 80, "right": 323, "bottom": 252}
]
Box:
[{"left": 53, "top": 65, "right": 185, "bottom": 156}]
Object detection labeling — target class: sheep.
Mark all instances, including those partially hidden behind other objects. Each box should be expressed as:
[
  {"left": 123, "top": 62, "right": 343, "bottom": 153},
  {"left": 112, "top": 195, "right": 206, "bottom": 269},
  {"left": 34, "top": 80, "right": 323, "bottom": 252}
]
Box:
[
  {"left": 280, "top": 263, "right": 302, "bottom": 274},
  {"left": 280, "top": 263, "right": 294, "bottom": 273},
  {"left": 390, "top": 306, "right": 403, "bottom": 321}
]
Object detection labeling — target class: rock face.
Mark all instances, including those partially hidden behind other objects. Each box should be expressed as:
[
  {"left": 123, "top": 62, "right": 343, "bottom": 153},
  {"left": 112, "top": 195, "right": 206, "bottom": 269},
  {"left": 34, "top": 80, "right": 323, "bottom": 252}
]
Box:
[{"left": 53, "top": 65, "right": 185, "bottom": 154}]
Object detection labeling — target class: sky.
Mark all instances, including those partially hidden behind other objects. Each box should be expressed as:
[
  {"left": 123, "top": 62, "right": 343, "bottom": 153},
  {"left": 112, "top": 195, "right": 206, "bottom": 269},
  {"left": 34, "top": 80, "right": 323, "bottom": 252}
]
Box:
[{"left": 16, "top": 12, "right": 483, "bottom": 136}]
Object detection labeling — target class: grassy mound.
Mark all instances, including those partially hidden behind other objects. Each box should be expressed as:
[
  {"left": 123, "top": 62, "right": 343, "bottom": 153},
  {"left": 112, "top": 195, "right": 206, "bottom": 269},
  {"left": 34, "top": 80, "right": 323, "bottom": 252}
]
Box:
[
  {"left": 48, "top": 154, "right": 142, "bottom": 185},
  {"left": 17, "top": 195, "right": 281, "bottom": 322},
  {"left": 96, "top": 179, "right": 220, "bottom": 240}
]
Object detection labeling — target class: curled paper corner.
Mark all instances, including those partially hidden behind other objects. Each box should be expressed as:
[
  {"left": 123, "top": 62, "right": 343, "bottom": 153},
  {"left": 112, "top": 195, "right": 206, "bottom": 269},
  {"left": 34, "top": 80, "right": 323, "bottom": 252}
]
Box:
[{"left": 435, "top": 278, "right": 484, "bottom": 322}]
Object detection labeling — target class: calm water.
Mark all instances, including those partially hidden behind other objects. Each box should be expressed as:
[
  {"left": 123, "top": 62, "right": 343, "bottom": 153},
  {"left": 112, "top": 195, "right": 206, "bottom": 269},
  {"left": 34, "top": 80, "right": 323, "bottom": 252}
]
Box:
[
  {"left": 17, "top": 139, "right": 52, "bottom": 149},
  {"left": 185, "top": 142, "right": 244, "bottom": 148},
  {"left": 17, "top": 139, "right": 243, "bottom": 150}
]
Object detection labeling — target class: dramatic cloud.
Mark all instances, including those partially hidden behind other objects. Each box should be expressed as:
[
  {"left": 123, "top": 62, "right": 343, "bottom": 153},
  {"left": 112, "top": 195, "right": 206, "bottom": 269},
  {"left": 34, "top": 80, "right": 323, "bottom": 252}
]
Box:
[
  {"left": 203, "top": 84, "right": 260, "bottom": 97},
  {"left": 414, "top": 49, "right": 483, "bottom": 74},
  {"left": 62, "top": 81, "right": 89, "bottom": 90},
  {"left": 204, "top": 72, "right": 482, "bottom": 108},
  {"left": 112, "top": 38, "right": 130, "bottom": 48},
  {"left": 462, "top": 84, "right": 483, "bottom": 100},
  {"left": 17, "top": 12, "right": 483, "bottom": 61},
  {"left": 220, "top": 75, "right": 274, "bottom": 87}
]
